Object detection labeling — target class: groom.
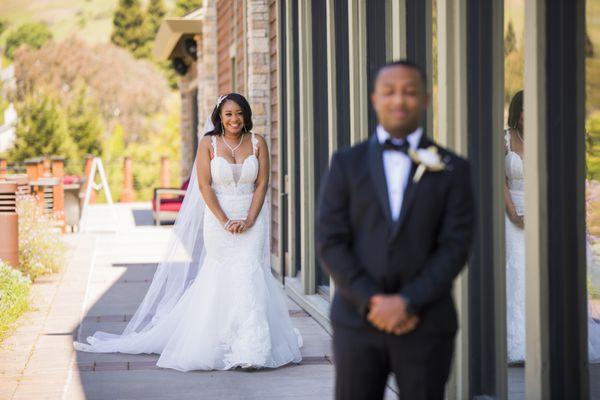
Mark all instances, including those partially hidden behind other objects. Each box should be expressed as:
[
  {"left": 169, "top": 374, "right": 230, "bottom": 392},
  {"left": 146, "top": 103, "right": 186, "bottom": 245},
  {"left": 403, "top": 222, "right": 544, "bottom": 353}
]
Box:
[{"left": 316, "top": 60, "right": 474, "bottom": 400}]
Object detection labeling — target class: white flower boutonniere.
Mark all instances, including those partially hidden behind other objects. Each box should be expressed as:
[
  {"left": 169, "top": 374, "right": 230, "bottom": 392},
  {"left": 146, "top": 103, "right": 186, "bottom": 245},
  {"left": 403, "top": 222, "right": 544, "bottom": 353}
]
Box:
[{"left": 408, "top": 146, "right": 446, "bottom": 183}]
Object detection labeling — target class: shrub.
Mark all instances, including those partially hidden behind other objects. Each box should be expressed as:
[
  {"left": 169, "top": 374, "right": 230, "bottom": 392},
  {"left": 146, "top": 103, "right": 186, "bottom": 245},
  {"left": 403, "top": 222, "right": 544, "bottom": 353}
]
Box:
[
  {"left": 8, "top": 90, "right": 79, "bottom": 173},
  {"left": 16, "top": 196, "right": 66, "bottom": 281},
  {"left": 4, "top": 22, "right": 52, "bottom": 60},
  {"left": 0, "top": 260, "right": 30, "bottom": 342}
]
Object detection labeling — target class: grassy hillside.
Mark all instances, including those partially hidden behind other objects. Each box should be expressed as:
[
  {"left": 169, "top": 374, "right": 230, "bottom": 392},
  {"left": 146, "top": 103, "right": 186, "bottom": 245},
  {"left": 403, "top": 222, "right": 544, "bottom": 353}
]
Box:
[{"left": 0, "top": 0, "right": 177, "bottom": 46}]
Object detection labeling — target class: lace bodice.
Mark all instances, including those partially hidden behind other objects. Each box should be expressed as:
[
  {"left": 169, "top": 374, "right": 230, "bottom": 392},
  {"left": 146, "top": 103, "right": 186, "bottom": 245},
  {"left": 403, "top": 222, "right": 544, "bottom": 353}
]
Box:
[{"left": 210, "top": 133, "right": 259, "bottom": 196}]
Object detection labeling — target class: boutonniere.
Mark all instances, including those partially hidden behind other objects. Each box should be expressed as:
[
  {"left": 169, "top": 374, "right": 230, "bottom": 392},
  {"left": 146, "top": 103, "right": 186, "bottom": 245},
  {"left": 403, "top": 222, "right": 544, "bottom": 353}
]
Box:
[{"left": 408, "top": 146, "right": 446, "bottom": 183}]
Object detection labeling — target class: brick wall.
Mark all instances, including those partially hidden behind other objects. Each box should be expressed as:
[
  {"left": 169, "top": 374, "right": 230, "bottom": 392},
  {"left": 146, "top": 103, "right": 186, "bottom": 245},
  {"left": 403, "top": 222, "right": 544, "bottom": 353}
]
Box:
[{"left": 268, "top": 0, "right": 279, "bottom": 257}]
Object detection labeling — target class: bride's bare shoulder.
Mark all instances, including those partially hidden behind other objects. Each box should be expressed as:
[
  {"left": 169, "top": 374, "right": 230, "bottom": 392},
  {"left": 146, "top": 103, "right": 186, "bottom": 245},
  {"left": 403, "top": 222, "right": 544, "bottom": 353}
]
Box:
[
  {"left": 199, "top": 135, "right": 213, "bottom": 146},
  {"left": 250, "top": 132, "right": 267, "bottom": 145},
  {"left": 197, "top": 135, "right": 215, "bottom": 158}
]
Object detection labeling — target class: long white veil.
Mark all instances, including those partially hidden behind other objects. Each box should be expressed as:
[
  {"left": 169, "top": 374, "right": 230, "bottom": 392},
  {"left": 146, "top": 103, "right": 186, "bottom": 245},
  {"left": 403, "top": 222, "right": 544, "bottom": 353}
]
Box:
[
  {"left": 75, "top": 98, "right": 275, "bottom": 348},
  {"left": 118, "top": 116, "right": 216, "bottom": 336}
]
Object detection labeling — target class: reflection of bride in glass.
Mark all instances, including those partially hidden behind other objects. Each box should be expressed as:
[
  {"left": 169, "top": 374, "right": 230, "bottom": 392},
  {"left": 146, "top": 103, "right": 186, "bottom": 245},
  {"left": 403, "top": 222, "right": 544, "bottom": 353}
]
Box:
[{"left": 504, "top": 90, "right": 600, "bottom": 364}]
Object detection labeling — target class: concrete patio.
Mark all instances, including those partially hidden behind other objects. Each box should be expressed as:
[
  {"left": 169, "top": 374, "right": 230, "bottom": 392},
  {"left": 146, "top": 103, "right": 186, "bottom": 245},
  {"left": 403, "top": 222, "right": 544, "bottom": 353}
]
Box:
[{"left": 0, "top": 202, "right": 396, "bottom": 399}]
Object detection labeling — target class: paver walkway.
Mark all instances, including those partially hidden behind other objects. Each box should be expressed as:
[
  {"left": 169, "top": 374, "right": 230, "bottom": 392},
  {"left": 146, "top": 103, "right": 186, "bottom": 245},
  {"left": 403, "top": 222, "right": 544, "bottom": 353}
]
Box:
[{"left": 0, "top": 202, "right": 398, "bottom": 399}]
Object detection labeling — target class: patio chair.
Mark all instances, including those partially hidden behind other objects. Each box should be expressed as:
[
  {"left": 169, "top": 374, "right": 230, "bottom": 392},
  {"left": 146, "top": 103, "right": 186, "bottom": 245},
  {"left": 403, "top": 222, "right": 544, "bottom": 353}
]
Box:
[{"left": 152, "top": 178, "right": 190, "bottom": 226}]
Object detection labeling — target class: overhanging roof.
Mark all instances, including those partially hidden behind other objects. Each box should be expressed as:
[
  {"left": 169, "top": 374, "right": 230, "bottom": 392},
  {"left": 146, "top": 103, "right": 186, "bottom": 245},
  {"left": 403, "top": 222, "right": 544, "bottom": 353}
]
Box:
[{"left": 153, "top": 10, "right": 204, "bottom": 61}]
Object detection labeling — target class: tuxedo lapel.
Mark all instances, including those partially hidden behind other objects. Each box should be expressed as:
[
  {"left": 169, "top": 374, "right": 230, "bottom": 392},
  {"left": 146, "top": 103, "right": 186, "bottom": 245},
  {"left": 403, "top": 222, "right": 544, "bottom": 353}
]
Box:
[
  {"left": 390, "top": 133, "right": 433, "bottom": 241},
  {"left": 367, "top": 134, "right": 394, "bottom": 227}
]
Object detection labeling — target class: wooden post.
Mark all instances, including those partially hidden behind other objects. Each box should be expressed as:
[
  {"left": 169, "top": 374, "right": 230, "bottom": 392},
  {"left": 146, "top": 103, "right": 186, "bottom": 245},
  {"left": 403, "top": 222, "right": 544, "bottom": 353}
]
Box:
[
  {"left": 83, "top": 154, "right": 96, "bottom": 204},
  {"left": 160, "top": 156, "right": 170, "bottom": 188},
  {"left": 121, "top": 156, "right": 134, "bottom": 203},
  {"left": 51, "top": 156, "right": 66, "bottom": 233}
]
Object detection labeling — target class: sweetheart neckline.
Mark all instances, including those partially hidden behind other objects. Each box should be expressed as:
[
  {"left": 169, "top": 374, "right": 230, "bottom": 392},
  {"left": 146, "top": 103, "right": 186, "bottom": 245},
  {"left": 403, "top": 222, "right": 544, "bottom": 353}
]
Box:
[
  {"left": 211, "top": 154, "right": 257, "bottom": 166},
  {"left": 211, "top": 155, "right": 258, "bottom": 187}
]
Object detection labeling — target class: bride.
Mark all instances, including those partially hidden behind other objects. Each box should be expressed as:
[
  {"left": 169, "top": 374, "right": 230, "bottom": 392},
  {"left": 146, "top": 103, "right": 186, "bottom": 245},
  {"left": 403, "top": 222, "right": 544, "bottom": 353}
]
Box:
[
  {"left": 504, "top": 90, "right": 600, "bottom": 363},
  {"left": 74, "top": 93, "right": 303, "bottom": 371}
]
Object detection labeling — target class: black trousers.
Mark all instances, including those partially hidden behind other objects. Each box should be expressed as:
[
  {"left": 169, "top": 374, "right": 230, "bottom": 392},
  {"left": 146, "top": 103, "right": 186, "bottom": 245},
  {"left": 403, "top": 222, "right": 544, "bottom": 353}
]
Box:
[{"left": 332, "top": 323, "right": 455, "bottom": 400}]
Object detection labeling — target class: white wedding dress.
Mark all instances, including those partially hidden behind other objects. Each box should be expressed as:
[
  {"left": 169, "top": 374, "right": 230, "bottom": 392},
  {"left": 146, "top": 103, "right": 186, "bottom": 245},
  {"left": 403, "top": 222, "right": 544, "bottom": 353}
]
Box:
[
  {"left": 74, "top": 133, "right": 303, "bottom": 371},
  {"left": 504, "top": 130, "right": 600, "bottom": 363}
]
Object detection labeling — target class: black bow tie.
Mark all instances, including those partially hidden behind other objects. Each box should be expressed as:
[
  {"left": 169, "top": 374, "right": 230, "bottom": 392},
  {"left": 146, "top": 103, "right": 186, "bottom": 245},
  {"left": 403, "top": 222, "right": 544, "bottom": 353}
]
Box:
[{"left": 382, "top": 138, "right": 410, "bottom": 154}]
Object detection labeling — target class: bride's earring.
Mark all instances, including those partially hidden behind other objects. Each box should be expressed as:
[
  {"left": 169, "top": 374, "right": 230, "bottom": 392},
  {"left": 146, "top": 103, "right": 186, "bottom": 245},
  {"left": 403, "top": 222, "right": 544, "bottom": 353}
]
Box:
[
  {"left": 243, "top": 124, "right": 247, "bottom": 133},
  {"left": 221, "top": 123, "right": 225, "bottom": 134}
]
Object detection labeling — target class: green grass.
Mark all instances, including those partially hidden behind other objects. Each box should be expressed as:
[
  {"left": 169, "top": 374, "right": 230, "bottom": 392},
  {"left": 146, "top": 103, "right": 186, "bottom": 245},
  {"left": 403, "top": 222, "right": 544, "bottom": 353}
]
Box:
[
  {"left": 0, "top": 260, "right": 30, "bottom": 343},
  {"left": 0, "top": 0, "right": 178, "bottom": 47},
  {"left": 0, "top": 0, "right": 117, "bottom": 46}
]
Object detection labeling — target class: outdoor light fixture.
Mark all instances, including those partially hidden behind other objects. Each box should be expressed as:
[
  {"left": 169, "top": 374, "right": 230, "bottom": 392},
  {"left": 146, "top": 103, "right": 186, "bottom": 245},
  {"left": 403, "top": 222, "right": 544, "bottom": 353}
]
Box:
[
  {"left": 184, "top": 38, "right": 198, "bottom": 60},
  {"left": 172, "top": 57, "right": 188, "bottom": 75}
]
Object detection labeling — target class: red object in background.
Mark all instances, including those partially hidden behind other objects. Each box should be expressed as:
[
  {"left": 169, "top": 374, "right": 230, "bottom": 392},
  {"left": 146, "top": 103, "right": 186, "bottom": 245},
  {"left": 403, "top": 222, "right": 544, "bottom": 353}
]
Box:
[
  {"left": 62, "top": 175, "right": 82, "bottom": 185},
  {"left": 151, "top": 178, "right": 190, "bottom": 212}
]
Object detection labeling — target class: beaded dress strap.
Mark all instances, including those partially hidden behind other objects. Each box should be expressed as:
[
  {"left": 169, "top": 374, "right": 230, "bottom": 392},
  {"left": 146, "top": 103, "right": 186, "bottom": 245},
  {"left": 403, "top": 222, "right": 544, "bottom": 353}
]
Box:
[
  {"left": 251, "top": 133, "right": 258, "bottom": 156},
  {"left": 211, "top": 135, "right": 218, "bottom": 157}
]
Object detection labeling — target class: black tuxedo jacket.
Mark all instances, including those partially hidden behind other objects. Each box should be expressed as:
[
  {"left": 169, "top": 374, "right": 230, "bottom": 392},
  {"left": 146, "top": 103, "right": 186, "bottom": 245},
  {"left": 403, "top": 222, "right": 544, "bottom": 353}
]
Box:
[{"left": 316, "top": 132, "right": 474, "bottom": 334}]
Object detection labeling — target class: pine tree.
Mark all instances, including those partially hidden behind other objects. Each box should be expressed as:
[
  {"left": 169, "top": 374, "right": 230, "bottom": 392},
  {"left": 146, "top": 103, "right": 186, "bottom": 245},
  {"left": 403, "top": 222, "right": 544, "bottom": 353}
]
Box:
[
  {"left": 175, "top": 0, "right": 203, "bottom": 17},
  {"left": 0, "top": 19, "right": 8, "bottom": 37},
  {"left": 103, "top": 122, "right": 127, "bottom": 201},
  {"left": 504, "top": 20, "right": 517, "bottom": 56},
  {"left": 111, "top": 0, "right": 152, "bottom": 59},
  {"left": 147, "top": 0, "right": 166, "bottom": 36},
  {"left": 586, "top": 29, "right": 595, "bottom": 58},
  {"left": 66, "top": 86, "right": 104, "bottom": 159},
  {"left": 9, "top": 92, "right": 77, "bottom": 163},
  {"left": 4, "top": 22, "right": 52, "bottom": 60}
]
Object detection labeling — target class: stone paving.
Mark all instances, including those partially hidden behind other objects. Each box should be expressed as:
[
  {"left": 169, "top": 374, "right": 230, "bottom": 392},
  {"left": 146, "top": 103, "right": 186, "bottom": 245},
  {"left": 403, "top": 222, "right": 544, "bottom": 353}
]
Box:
[
  {"left": 10, "top": 202, "right": 599, "bottom": 399},
  {"left": 0, "top": 202, "right": 396, "bottom": 399}
]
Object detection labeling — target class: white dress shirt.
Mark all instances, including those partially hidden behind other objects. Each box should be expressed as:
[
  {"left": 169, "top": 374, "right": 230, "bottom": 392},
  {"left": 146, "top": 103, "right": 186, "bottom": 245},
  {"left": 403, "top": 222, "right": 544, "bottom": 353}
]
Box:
[{"left": 376, "top": 125, "right": 423, "bottom": 221}]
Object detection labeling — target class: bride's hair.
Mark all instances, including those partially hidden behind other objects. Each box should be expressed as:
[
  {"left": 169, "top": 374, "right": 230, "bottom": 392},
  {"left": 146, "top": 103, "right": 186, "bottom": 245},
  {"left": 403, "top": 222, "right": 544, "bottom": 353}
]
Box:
[
  {"left": 205, "top": 93, "right": 253, "bottom": 136},
  {"left": 507, "top": 90, "right": 523, "bottom": 132}
]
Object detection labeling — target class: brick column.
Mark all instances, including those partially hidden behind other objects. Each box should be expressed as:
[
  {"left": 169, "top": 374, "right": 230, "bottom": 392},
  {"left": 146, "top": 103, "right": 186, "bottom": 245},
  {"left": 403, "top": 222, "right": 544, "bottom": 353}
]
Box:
[
  {"left": 83, "top": 154, "right": 96, "bottom": 204},
  {"left": 160, "top": 156, "right": 170, "bottom": 188},
  {"left": 199, "top": 0, "right": 218, "bottom": 125},
  {"left": 36, "top": 158, "right": 45, "bottom": 180},
  {"left": 42, "top": 156, "right": 52, "bottom": 177},
  {"left": 0, "top": 158, "right": 7, "bottom": 179},
  {"left": 25, "top": 157, "right": 43, "bottom": 206},
  {"left": 0, "top": 182, "right": 18, "bottom": 268},
  {"left": 121, "top": 156, "right": 134, "bottom": 202},
  {"left": 51, "top": 156, "right": 66, "bottom": 233},
  {"left": 25, "top": 158, "right": 39, "bottom": 182},
  {"left": 246, "top": 0, "right": 271, "bottom": 140}
]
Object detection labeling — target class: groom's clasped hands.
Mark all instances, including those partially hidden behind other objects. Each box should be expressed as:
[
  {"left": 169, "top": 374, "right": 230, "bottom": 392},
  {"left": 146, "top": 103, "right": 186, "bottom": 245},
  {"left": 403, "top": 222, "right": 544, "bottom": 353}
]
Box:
[{"left": 367, "top": 294, "right": 420, "bottom": 335}]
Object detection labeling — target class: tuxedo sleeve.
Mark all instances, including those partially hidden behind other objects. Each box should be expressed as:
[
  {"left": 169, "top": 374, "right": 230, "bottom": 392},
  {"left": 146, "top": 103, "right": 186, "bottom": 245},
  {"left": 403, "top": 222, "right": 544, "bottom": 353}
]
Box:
[
  {"left": 316, "top": 152, "right": 381, "bottom": 318},
  {"left": 399, "top": 159, "right": 474, "bottom": 313}
]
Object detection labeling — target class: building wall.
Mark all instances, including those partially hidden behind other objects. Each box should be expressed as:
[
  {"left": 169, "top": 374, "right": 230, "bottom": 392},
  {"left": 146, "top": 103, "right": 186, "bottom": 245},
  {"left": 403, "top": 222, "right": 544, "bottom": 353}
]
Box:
[
  {"left": 216, "top": 0, "right": 233, "bottom": 94},
  {"left": 185, "top": 0, "right": 589, "bottom": 397},
  {"left": 178, "top": 61, "right": 198, "bottom": 180},
  {"left": 198, "top": 0, "right": 218, "bottom": 127},
  {"left": 216, "top": 0, "right": 247, "bottom": 96},
  {"left": 268, "top": 0, "right": 280, "bottom": 259}
]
